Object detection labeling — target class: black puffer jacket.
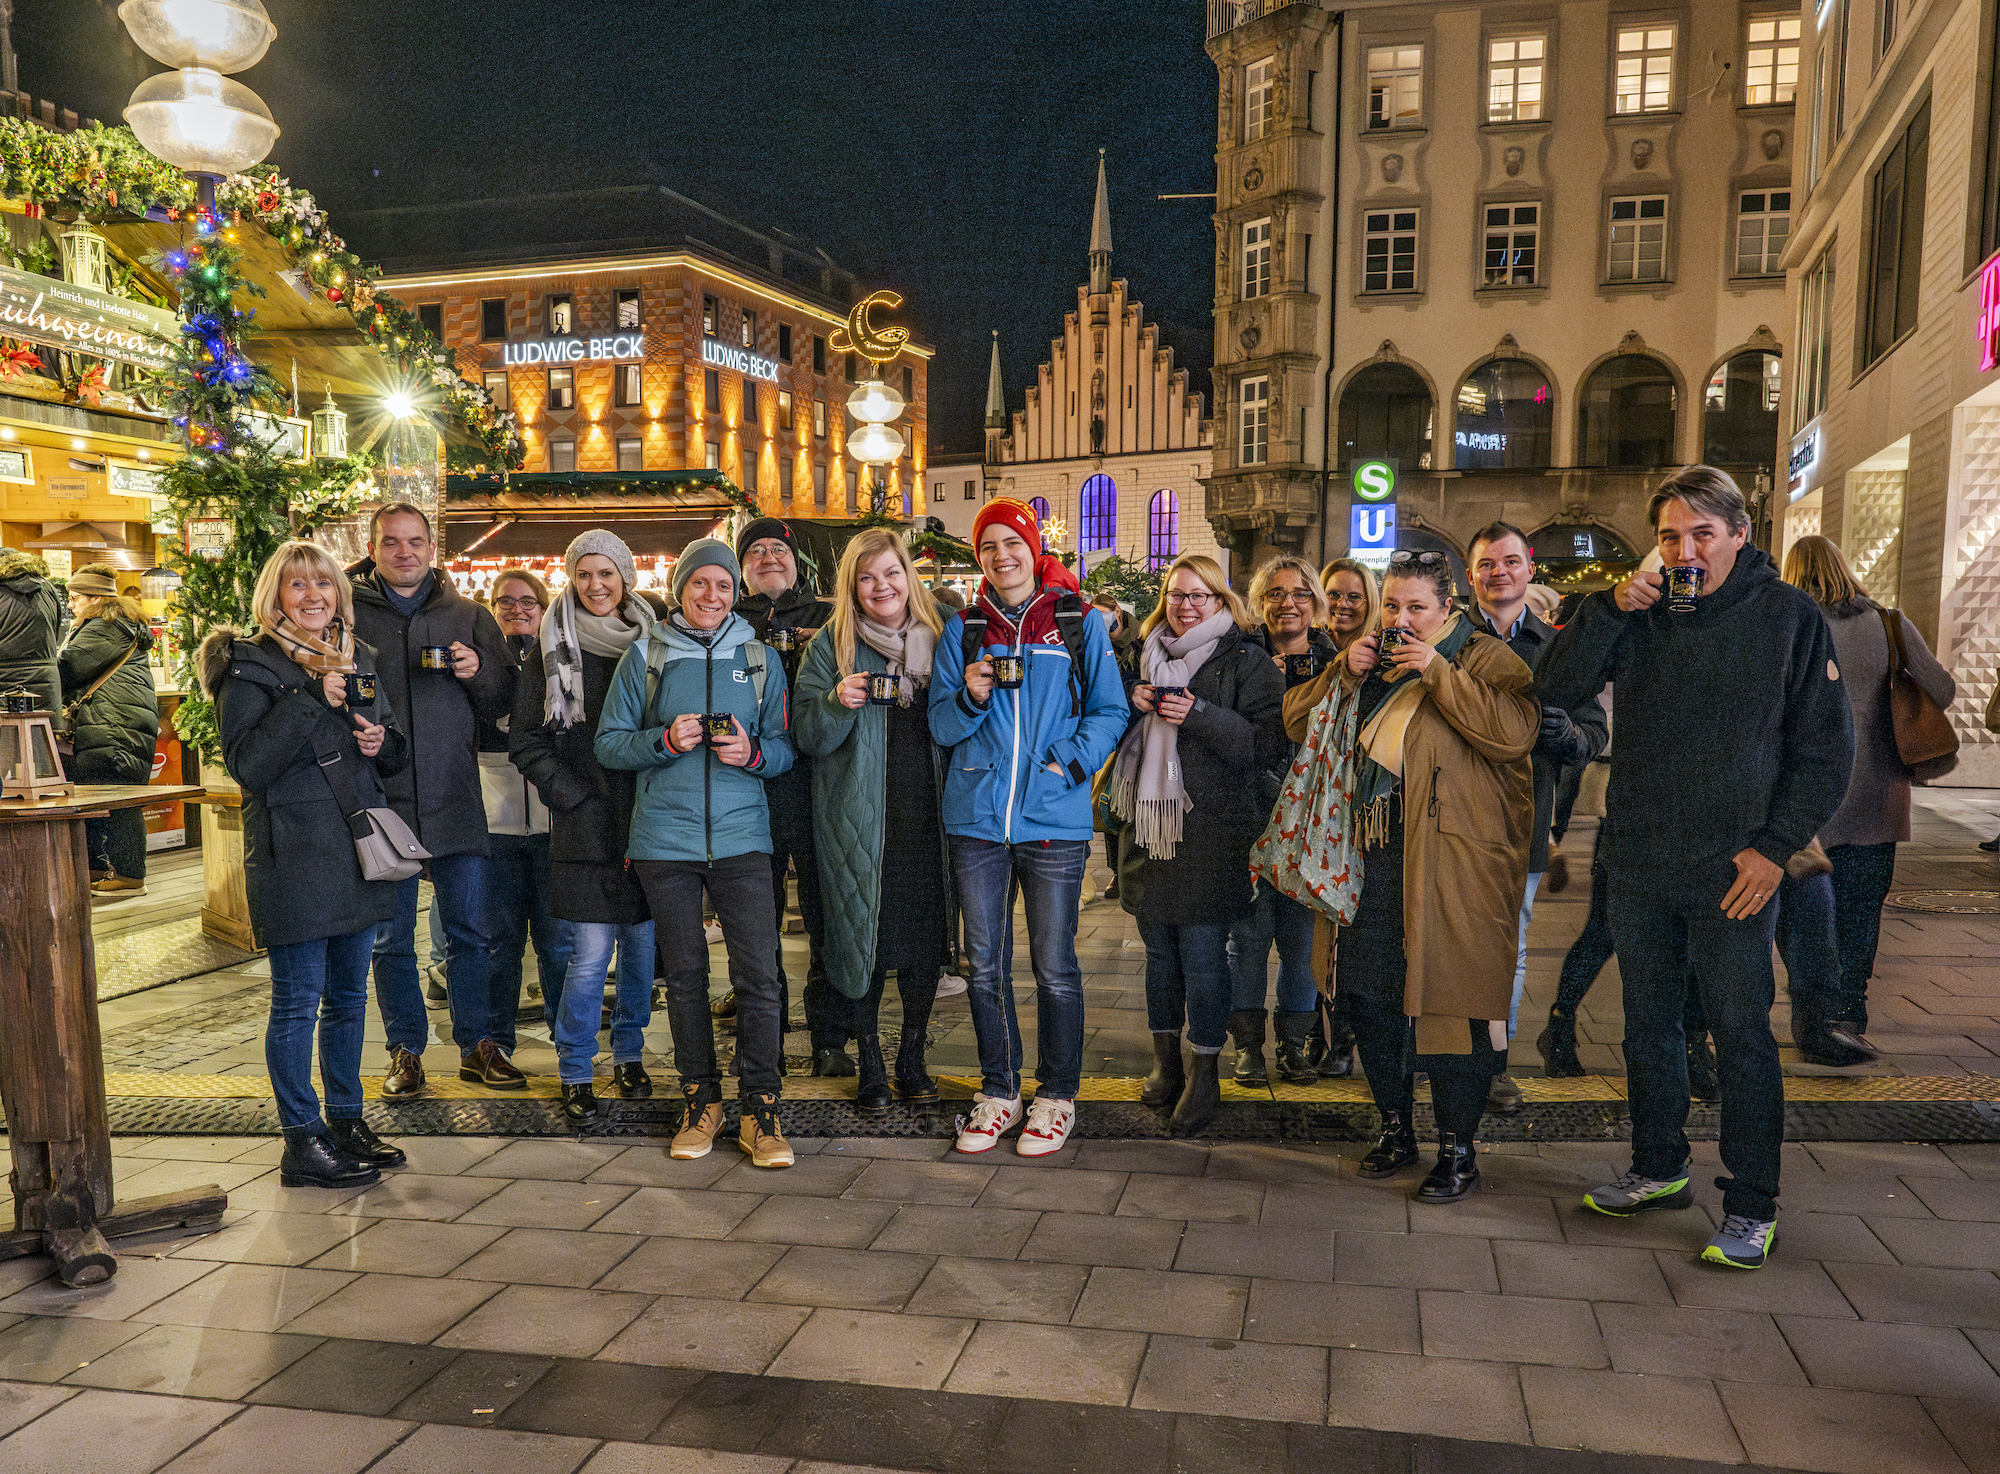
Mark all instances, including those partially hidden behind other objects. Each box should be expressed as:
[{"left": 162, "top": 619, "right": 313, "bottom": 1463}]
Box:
[
  {"left": 348, "top": 563, "right": 515, "bottom": 859},
  {"left": 60, "top": 614, "right": 158, "bottom": 785},
  {"left": 737, "top": 583, "right": 833, "bottom": 853},
  {"left": 204, "top": 630, "right": 410, "bottom": 950},
  {"left": 1114, "top": 627, "right": 1288, "bottom": 924},
  {"left": 0, "top": 550, "right": 59, "bottom": 713}
]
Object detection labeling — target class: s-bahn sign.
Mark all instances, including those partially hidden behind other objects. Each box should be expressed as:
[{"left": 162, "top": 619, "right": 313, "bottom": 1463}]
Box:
[{"left": 0, "top": 265, "right": 178, "bottom": 370}]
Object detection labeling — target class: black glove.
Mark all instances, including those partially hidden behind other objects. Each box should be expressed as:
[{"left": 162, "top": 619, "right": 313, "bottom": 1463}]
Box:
[{"left": 1536, "top": 703, "right": 1573, "bottom": 751}]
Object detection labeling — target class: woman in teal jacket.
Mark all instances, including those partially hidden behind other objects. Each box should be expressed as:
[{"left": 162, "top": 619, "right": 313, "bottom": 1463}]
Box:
[{"left": 794, "top": 528, "right": 953, "bottom": 1113}]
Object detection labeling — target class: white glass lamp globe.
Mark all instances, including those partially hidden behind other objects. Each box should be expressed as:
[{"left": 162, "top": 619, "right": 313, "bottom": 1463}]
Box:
[
  {"left": 124, "top": 68, "right": 279, "bottom": 175},
  {"left": 848, "top": 422, "right": 906, "bottom": 466},
  {"left": 846, "top": 380, "right": 905, "bottom": 426},
  {"left": 117, "top": 0, "right": 276, "bottom": 72}
]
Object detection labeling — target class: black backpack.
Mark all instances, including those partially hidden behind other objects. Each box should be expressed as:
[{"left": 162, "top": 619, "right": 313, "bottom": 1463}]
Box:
[{"left": 959, "top": 589, "right": 1093, "bottom": 718}]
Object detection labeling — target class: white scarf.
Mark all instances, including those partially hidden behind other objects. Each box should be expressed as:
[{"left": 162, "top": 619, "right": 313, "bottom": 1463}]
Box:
[
  {"left": 1109, "top": 606, "right": 1237, "bottom": 859},
  {"left": 539, "top": 587, "right": 651, "bottom": 729},
  {"left": 855, "top": 612, "right": 938, "bottom": 707}
]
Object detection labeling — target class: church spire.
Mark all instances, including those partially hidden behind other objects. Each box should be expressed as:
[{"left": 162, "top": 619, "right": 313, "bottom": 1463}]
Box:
[
  {"left": 984, "top": 330, "right": 1006, "bottom": 428},
  {"left": 1089, "top": 148, "right": 1112, "bottom": 296}
]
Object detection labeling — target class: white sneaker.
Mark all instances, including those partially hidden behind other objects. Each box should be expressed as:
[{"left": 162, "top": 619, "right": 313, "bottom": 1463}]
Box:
[
  {"left": 953, "top": 1093, "right": 1022, "bottom": 1154},
  {"left": 703, "top": 921, "right": 723, "bottom": 945},
  {"left": 1017, "top": 1096, "right": 1074, "bottom": 1157},
  {"left": 935, "top": 972, "right": 968, "bottom": 998}
]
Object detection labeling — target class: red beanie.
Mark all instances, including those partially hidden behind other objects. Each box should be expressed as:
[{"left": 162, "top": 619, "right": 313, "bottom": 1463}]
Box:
[{"left": 971, "top": 498, "right": 1080, "bottom": 596}]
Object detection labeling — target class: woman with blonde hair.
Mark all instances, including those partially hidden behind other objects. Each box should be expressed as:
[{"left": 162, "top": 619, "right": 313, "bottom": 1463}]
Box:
[
  {"left": 1320, "top": 557, "right": 1382, "bottom": 651},
  {"left": 1112, "top": 552, "right": 1286, "bottom": 1132},
  {"left": 794, "top": 528, "right": 953, "bottom": 1109},
  {"left": 201, "top": 540, "right": 409, "bottom": 1189},
  {"left": 59, "top": 564, "right": 158, "bottom": 897}
]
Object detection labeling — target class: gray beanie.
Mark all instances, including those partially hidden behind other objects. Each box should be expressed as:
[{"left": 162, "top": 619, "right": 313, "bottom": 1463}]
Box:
[
  {"left": 671, "top": 538, "right": 741, "bottom": 606},
  {"left": 563, "top": 529, "right": 638, "bottom": 595}
]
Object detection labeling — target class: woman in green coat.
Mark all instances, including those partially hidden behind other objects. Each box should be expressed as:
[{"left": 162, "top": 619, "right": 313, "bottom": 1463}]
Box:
[{"left": 793, "top": 527, "right": 953, "bottom": 1112}]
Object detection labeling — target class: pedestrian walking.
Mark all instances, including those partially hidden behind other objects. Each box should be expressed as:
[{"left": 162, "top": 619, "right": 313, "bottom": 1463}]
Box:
[
  {"left": 1540, "top": 466, "right": 1854, "bottom": 1269},
  {"left": 202, "top": 541, "right": 410, "bottom": 1189},
  {"left": 59, "top": 565, "right": 159, "bottom": 899},
  {"left": 794, "top": 528, "right": 954, "bottom": 1111},
  {"left": 930, "top": 498, "right": 1128, "bottom": 1157},
  {"left": 595, "top": 538, "right": 798, "bottom": 1167},
  {"left": 510, "top": 535, "right": 659, "bottom": 1123}
]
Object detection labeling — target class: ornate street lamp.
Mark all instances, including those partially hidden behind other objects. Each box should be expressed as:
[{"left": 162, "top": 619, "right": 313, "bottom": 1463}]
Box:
[
  {"left": 831, "top": 290, "right": 911, "bottom": 517},
  {"left": 119, "top": 0, "right": 280, "bottom": 207}
]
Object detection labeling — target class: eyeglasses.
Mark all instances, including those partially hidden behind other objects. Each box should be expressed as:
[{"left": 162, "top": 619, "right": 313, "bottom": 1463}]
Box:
[
  {"left": 1263, "top": 590, "right": 1317, "bottom": 605},
  {"left": 1389, "top": 551, "right": 1447, "bottom": 567},
  {"left": 493, "top": 596, "right": 541, "bottom": 611},
  {"left": 1328, "top": 593, "right": 1368, "bottom": 608},
  {"left": 1165, "top": 591, "right": 1215, "bottom": 606}
]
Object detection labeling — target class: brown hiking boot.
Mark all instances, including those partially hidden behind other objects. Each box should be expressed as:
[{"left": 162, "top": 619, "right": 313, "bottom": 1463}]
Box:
[
  {"left": 458, "top": 1039, "right": 527, "bottom": 1090},
  {"left": 670, "top": 1083, "right": 726, "bottom": 1160},
  {"left": 737, "top": 1092, "right": 794, "bottom": 1169},
  {"left": 380, "top": 1046, "right": 425, "bottom": 1101}
]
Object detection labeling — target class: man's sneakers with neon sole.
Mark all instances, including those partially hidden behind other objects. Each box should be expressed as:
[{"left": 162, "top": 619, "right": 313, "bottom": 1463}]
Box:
[{"left": 1583, "top": 1169, "right": 1693, "bottom": 1216}]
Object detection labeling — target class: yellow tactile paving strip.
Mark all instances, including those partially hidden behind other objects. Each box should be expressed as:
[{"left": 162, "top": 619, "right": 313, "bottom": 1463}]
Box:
[{"left": 95, "top": 1070, "right": 2000, "bottom": 1104}]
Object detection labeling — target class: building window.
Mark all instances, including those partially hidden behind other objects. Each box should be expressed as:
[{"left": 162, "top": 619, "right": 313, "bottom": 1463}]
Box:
[
  {"left": 1862, "top": 100, "right": 1930, "bottom": 368},
  {"left": 1735, "top": 191, "right": 1791, "bottom": 276},
  {"left": 614, "top": 363, "right": 641, "bottom": 407},
  {"left": 1614, "top": 26, "right": 1675, "bottom": 114},
  {"left": 779, "top": 323, "right": 793, "bottom": 362},
  {"left": 1579, "top": 355, "right": 1678, "bottom": 468},
  {"left": 549, "top": 439, "right": 575, "bottom": 473},
  {"left": 1338, "top": 362, "right": 1434, "bottom": 470},
  {"left": 1367, "top": 45, "right": 1423, "bottom": 129},
  {"left": 704, "top": 368, "right": 720, "bottom": 409},
  {"left": 1744, "top": 15, "right": 1800, "bottom": 105},
  {"left": 702, "top": 296, "right": 718, "bottom": 336},
  {"left": 1607, "top": 196, "right": 1669, "bottom": 283},
  {"left": 845, "top": 352, "right": 858, "bottom": 383},
  {"left": 1794, "top": 245, "right": 1835, "bottom": 430},
  {"left": 813, "top": 399, "right": 826, "bottom": 439},
  {"left": 1487, "top": 36, "right": 1545, "bottom": 122},
  {"left": 416, "top": 302, "right": 443, "bottom": 340},
  {"left": 1029, "top": 496, "right": 1050, "bottom": 524},
  {"left": 1079, "top": 474, "right": 1116, "bottom": 553},
  {"left": 902, "top": 364, "right": 914, "bottom": 397},
  {"left": 746, "top": 381, "right": 759, "bottom": 422},
  {"left": 1239, "top": 376, "right": 1270, "bottom": 465},
  {"left": 741, "top": 309, "right": 756, "bottom": 348},
  {"left": 1482, "top": 204, "right": 1539, "bottom": 286},
  {"left": 1245, "top": 56, "right": 1274, "bottom": 141},
  {"left": 482, "top": 371, "right": 508, "bottom": 412},
  {"left": 1242, "top": 218, "right": 1272, "bottom": 299},
  {"left": 547, "top": 367, "right": 574, "bottom": 411},
  {"left": 964, "top": 479, "right": 977, "bottom": 500},
  {"left": 1880, "top": 0, "right": 1898, "bottom": 59},
  {"left": 812, "top": 335, "right": 826, "bottom": 373},
  {"left": 780, "top": 460, "right": 795, "bottom": 502},
  {"left": 547, "top": 293, "right": 574, "bottom": 335},
  {"left": 615, "top": 289, "right": 641, "bottom": 329},
  {"left": 846, "top": 468, "right": 859, "bottom": 511},
  {"left": 1147, "top": 490, "right": 1179, "bottom": 570},
  {"left": 779, "top": 389, "right": 794, "bottom": 430},
  {"left": 742, "top": 454, "right": 758, "bottom": 494},
  {"left": 705, "top": 441, "right": 721, "bottom": 471},
  {"left": 480, "top": 298, "right": 506, "bottom": 341},
  {"left": 1454, "top": 358, "right": 1553, "bottom": 469},
  {"left": 813, "top": 462, "right": 827, "bottom": 507},
  {"left": 1362, "top": 210, "right": 1419, "bottom": 292},
  {"left": 1705, "top": 351, "right": 1783, "bottom": 467},
  {"left": 616, "top": 437, "right": 642, "bottom": 472}
]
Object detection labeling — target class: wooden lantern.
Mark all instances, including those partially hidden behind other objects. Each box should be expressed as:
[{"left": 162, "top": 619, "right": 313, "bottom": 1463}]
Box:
[{"left": 0, "top": 710, "right": 74, "bottom": 800}]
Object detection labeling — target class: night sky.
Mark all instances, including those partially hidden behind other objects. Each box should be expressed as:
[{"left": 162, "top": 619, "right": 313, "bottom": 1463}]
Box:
[{"left": 20, "top": 1, "right": 1220, "bottom": 455}]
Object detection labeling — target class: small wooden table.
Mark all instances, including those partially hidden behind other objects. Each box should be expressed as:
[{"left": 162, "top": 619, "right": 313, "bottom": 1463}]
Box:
[{"left": 0, "top": 783, "right": 226, "bottom": 1285}]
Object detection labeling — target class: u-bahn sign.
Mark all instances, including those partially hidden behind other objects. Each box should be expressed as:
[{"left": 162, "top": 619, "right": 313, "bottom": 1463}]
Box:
[{"left": 0, "top": 265, "right": 179, "bottom": 370}]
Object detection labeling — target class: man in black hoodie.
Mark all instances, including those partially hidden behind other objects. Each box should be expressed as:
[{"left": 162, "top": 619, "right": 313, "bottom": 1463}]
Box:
[{"left": 1537, "top": 467, "right": 1853, "bottom": 1270}]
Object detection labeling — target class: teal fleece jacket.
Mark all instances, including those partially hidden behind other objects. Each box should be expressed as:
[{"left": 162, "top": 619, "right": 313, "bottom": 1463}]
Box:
[{"left": 594, "top": 612, "right": 794, "bottom": 863}]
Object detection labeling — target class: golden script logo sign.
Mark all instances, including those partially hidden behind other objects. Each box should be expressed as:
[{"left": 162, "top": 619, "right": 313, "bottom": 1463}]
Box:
[{"left": 0, "top": 265, "right": 180, "bottom": 371}]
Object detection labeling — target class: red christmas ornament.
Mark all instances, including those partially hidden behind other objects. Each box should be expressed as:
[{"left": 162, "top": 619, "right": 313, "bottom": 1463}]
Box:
[{"left": 326, "top": 287, "right": 342, "bottom": 303}]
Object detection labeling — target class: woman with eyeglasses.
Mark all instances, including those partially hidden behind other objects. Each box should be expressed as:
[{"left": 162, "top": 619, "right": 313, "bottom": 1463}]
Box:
[
  {"left": 1225, "top": 556, "right": 1339, "bottom": 1086},
  {"left": 1321, "top": 557, "right": 1383, "bottom": 652},
  {"left": 1111, "top": 554, "right": 1286, "bottom": 1133},
  {"left": 1296, "top": 549, "right": 1536, "bottom": 1200}
]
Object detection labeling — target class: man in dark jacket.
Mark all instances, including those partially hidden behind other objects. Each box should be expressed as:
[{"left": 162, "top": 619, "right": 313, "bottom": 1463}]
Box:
[
  {"left": 728, "top": 516, "right": 846, "bottom": 1073},
  {"left": 0, "top": 548, "right": 60, "bottom": 713},
  {"left": 1538, "top": 467, "right": 1854, "bottom": 1270},
  {"left": 1467, "top": 522, "right": 1608, "bottom": 1112},
  {"left": 349, "top": 504, "right": 517, "bottom": 1098}
]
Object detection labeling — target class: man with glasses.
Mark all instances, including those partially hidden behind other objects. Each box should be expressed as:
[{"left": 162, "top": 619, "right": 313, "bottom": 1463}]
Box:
[{"left": 1466, "top": 523, "right": 1607, "bottom": 1114}]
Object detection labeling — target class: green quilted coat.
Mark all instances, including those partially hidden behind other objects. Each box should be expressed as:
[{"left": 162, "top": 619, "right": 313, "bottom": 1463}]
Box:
[{"left": 792, "top": 629, "right": 955, "bottom": 1000}]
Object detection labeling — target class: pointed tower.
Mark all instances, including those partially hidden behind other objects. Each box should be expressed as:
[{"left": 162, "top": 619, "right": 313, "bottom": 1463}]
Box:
[
  {"left": 984, "top": 329, "right": 1007, "bottom": 464},
  {"left": 1088, "top": 148, "right": 1113, "bottom": 296}
]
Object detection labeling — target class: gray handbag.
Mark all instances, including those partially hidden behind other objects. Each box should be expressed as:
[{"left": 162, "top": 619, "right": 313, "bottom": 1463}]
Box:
[{"left": 313, "top": 727, "right": 430, "bottom": 882}]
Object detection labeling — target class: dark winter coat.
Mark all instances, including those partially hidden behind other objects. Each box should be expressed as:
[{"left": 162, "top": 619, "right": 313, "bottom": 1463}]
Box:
[
  {"left": 509, "top": 642, "right": 650, "bottom": 924},
  {"left": 347, "top": 562, "right": 516, "bottom": 859},
  {"left": 203, "top": 630, "right": 409, "bottom": 950},
  {"left": 1475, "top": 606, "right": 1608, "bottom": 872},
  {"left": 737, "top": 583, "right": 833, "bottom": 854},
  {"left": 1244, "top": 624, "right": 1340, "bottom": 692},
  {"left": 1114, "top": 627, "right": 1288, "bottom": 924},
  {"left": 60, "top": 614, "right": 159, "bottom": 785},
  {"left": 0, "top": 550, "right": 60, "bottom": 713}
]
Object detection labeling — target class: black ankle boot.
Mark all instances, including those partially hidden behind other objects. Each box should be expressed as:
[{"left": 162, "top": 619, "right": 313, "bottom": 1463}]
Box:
[
  {"left": 1273, "top": 1010, "right": 1320, "bottom": 1085},
  {"left": 1357, "top": 1111, "right": 1420, "bottom": 1177},
  {"left": 1319, "top": 1024, "right": 1355, "bottom": 1078},
  {"left": 327, "top": 1118, "right": 406, "bottom": 1167},
  {"left": 1171, "top": 1050, "right": 1223, "bottom": 1135},
  {"left": 1415, "top": 1132, "right": 1480, "bottom": 1202},
  {"left": 1228, "top": 1009, "right": 1268, "bottom": 1085},
  {"left": 1142, "top": 1032, "right": 1185, "bottom": 1108},
  {"left": 562, "top": 1082, "right": 599, "bottom": 1122},
  {"left": 894, "top": 1034, "right": 939, "bottom": 1105},
  {"left": 1537, "top": 1006, "right": 1586, "bottom": 1077},
  {"left": 614, "top": 1062, "right": 653, "bottom": 1098},
  {"left": 812, "top": 1046, "right": 856, "bottom": 1077},
  {"left": 855, "top": 1035, "right": 891, "bottom": 1112},
  {"left": 280, "top": 1126, "right": 380, "bottom": 1189}
]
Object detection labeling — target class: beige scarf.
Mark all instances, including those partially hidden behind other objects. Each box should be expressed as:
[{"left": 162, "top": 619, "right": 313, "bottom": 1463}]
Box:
[
  {"left": 855, "top": 612, "right": 938, "bottom": 707},
  {"left": 268, "top": 614, "right": 355, "bottom": 677},
  {"left": 1109, "top": 607, "right": 1237, "bottom": 859},
  {"left": 1353, "top": 612, "right": 1464, "bottom": 848}
]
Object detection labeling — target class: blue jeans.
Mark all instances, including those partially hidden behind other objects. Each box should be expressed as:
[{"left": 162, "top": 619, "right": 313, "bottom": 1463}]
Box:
[
  {"left": 489, "top": 832, "right": 574, "bottom": 1044},
  {"left": 374, "top": 852, "right": 499, "bottom": 1056},
  {"left": 554, "top": 920, "right": 655, "bottom": 1084},
  {"left": 1139, "top": 919, "right": 1232, "bottom": 1050},
  {"left": 267, "top": 924, "right": 376, "bottom": 1130},
  {"left": 952, "top": 836, "right": 1088, "bottom": 1100},
  {"left": 1506, "top": 871, "right": 1543, "bottom": 1041},
  {"left": 1226, "top": 880, "right": 1318, "bottom": 1014}
]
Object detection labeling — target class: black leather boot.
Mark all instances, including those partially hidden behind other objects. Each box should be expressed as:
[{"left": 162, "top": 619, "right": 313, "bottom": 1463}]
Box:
[
  {"left": 811, "top": 1046, "right": 857, "bottom": 1077},
  {"left": 1228, "top": 1008, "right": 1268, "bottom": 1085},
  {"left": 1319, "top": 1019, "right": 1355, "bottom": 1078},
  {"left": 279, "top": 1125, "right": 380, "bottom": 1189},
  {"left": 1536, "top": 1005, "right": 1586, "bottom": 1077},
  {"left": 562, "top": 1082, "right": 599, "bottom": 1122},
  {"left": 855, "top": 1034, "right": 891, "bottom": 1113},
  {"left": 1273, "top": 1010, "right": 1320, "bottom": 1085},
  {"left": 614, "top": 1062, "right": 653, "bottom": 1098},
  {"left": 1170, "top": 1050, "right": 1223, "bottom": 1135},
  {"left": 1415, "top": 1132, "right": 1480, "bottom": 1202},
  {"left": 327, "top": 1117, "right": 406, "bottom": 1168},
  {"left": 1357, "top": 1110, "right": 1420, "bottom": 1178},
  {"left": 894, "top": 1034, "right": 939, "bottom": 1105},
  {"left": 1141, "top": 1032, "right": 1185, "bottom": 1108}
]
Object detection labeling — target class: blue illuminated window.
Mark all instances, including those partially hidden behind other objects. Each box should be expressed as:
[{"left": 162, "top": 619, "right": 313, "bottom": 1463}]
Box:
[
  {"left": 1080, "top": 474, "right": 1117, "bottom": 553},
  {"left": 1147, "top": 489, "right": 1179, "bottom": 569}
]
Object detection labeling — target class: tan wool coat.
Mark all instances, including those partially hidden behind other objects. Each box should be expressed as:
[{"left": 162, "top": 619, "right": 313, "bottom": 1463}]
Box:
[{"left": 1285, "top": 631, "right": 1538, "bottom": 1054}]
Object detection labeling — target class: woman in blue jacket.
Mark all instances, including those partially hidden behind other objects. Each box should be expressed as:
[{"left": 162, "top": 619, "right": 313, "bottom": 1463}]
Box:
[
  {"left": 929, "top": 498, "right": 1128, "bottom": 1158},
  {"left": 595, "top": 539, "right": 797, "bottom": 1169}
]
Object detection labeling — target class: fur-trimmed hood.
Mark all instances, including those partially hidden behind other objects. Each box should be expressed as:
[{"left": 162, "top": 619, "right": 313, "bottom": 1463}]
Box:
[
  {"left": 197, "top": 626, "right": 244, "bottom": 699},
  {"left": 0, "top": 549, "right": 50, "bottom": 585}
]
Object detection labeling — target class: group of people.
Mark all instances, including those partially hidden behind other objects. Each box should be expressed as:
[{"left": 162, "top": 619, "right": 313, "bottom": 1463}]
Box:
[{"left": 202, "top": 464, "right": 1930, "bottom": 1273}]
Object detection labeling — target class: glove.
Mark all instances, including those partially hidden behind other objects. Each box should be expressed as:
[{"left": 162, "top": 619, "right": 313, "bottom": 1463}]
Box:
[{"left": 1536, "top": 703, "right": 1576, "bottom": 756}]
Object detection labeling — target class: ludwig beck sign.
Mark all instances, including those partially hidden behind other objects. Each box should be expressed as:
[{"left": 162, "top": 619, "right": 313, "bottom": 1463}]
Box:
[{"left": 0, "top": 265, "right": 179, "bottom": 370}]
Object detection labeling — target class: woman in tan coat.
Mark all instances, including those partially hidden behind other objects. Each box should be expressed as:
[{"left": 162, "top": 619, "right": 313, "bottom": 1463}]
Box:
[{"left": 1308, "top": 551, "right": 1536, "bottom": 1201}]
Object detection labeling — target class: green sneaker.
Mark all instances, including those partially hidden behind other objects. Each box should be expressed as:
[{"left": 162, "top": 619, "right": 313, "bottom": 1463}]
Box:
[
  {"left": 1703, "top": 1214, "right": 1776, "bottom": 1269},
  {"left": 1583, "top": 1169, "right": 1693, "bottom": 1216}
]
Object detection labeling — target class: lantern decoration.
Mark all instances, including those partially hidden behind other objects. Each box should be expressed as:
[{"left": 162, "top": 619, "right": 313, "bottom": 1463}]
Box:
[
  {"left": 837, "top": 292, "right": 911, "bottom": 516},
  {"left": 58, "top": 224, "right": 110, "bottom": 291},
  {"left": 0, "top": 703, "right": 73, "bottom": 801},
  {"left": 311, "top": 385, "right": 348, "bottom": 460}
]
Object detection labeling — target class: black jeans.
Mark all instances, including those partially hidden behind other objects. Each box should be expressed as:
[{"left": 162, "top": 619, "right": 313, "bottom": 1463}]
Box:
[
  {"left": 1774, "top": 869, "right": 1842, "bottom": 1044},
  {"left": 1829, "top": 841, "right": 1896, "bottom": 1029},
  {"left": 851, "top": 964, "right": 941, "bottom": 1046},
  {"left": 760, "top": 841, "right": 846, "bottom": 1051},
  {"left": 86, "top": 807, "right": 148, "bottom": 881},
  {"left": 638, "top": 853, "right": 783, "bottom": 1099},
  {"left": 1609, "top": 861, "right": 1783, "bottom": 1221},
  {"left": 1554, "top": 830, "right": 1706, "bottom": 1043}
]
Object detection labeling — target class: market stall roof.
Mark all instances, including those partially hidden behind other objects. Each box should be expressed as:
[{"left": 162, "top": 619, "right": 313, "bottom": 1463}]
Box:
[{"left": 442, "top": 469, "right": 745, "bottom": 559}]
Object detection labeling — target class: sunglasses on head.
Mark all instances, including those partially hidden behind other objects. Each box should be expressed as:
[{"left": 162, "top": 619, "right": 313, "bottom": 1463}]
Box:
[{"left": 1388, "top": 551, "right": 1447, "bottom": 567}]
